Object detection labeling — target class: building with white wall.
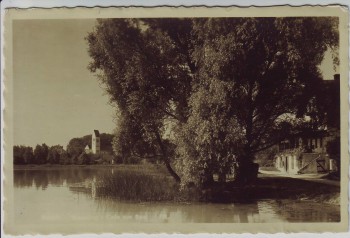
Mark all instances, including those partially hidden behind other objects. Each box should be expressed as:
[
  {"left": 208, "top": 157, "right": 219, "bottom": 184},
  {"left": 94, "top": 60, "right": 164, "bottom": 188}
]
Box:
[{"left": 92, "top": 130, "right": 100, "bottom": 154}]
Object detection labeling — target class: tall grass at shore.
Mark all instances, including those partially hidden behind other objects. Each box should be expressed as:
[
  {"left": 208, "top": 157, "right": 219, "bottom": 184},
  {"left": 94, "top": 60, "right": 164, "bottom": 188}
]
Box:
[{"left": 98, "top": 170, "right": 181, "bottom": 202}]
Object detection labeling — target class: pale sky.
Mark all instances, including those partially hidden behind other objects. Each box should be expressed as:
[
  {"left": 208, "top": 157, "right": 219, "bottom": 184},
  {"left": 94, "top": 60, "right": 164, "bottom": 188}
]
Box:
[
  {"left": 12, "top": 19, "right": 338, "bottom": 148},
  {"left": 13, "top": 19, "right": 116, "bottom": 148}
]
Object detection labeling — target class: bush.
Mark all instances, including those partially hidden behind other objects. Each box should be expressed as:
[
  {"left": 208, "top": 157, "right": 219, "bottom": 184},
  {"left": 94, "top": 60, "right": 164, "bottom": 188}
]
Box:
[
  {"left": 76, "top": 153, "right": 98, "bottom": 165},
  {"left": 99, "top": 153, "right": 116, "bottom": 164}
]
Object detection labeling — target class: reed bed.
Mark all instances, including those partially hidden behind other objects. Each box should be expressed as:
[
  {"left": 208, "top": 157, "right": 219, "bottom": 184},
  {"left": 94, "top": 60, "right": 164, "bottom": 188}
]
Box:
[{"left": 97, "top": 170, "right": 180, "bottom": 202}]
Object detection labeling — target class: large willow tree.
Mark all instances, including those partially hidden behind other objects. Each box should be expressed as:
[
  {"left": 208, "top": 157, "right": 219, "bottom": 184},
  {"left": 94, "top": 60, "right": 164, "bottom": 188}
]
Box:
[
  {"left": 178, "top": 17, "right": 339, "bottom": 185},
  {"left": 86, "top": 19, "right": 194, "bottom": 182},
  {"left": 86, "top": 17, "right": 338, "bottom": 187}
]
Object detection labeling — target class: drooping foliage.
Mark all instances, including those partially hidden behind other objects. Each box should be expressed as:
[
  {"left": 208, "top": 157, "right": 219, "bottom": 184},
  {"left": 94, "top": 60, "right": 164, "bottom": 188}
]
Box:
[
  {"left": 86, "top": 19, "right": 194, "bottom": 181},
  {"left": 86, "top": 17, "right": 339, "bottom": 186},
  {"left": 175, "top": 78, "right": 246, "bottom": 186},
  {"left": 112, "top": 112, "right": 157, "bottom": 164},
  {"left": 181, "top": 17, "right": 339, "bottom": 183}
]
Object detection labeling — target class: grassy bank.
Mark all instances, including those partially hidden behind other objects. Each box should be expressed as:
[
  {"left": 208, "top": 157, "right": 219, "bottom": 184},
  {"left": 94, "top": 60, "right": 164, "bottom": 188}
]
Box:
[
  {"left": 202, "top": 175, "right": 340, "bottom": 205},
  {"left": 257, "top": 176, "right": 340, "bottom": 205}
]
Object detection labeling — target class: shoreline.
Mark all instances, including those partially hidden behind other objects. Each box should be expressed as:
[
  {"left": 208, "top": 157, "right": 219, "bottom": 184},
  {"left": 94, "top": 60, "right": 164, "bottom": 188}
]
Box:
[
  {"left": 13, "top": 164, "right": 146, "bottom": 170},
  {"left": 13, "top": 164, "right": 340, "bottom": 205}
]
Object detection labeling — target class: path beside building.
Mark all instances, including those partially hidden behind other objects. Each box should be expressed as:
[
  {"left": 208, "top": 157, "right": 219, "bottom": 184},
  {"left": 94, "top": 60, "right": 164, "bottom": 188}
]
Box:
[{"left": 259, "top": 168, "right": 340, "bottom": 187}]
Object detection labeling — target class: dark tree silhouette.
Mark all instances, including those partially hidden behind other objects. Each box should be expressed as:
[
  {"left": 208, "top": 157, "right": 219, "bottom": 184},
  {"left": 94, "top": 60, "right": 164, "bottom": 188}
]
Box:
[{"left": 86, "top": 17, "right": 338, "bottom": 186}]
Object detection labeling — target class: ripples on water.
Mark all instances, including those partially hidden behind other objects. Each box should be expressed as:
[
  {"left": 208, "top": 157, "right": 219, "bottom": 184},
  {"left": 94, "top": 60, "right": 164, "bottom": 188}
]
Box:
[{"left": 13, "top": 167, "right": 340, "bottom": 225}]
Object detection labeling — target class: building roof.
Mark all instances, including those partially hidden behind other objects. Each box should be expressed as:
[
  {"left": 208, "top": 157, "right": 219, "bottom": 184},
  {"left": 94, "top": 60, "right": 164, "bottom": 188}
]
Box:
[{"left": 93, "top": 130, "right": 100, "bottom": 137}]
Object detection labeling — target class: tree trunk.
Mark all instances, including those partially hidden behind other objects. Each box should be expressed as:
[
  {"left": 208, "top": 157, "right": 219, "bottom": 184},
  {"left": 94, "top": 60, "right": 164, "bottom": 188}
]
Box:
[
  {"left": 202, "top": 168, "right": 214, "bottom": 187},
  {"left": 154, "top": 131, "right": 181, "bottom": 183},
  {"left": 236, "top": 150, "right": 259, "bottom": 184}
]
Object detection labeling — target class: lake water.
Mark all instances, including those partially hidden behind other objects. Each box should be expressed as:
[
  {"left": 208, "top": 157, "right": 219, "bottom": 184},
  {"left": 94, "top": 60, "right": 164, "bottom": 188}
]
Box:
[{"left": 12, "top": 167, "right": 340, "bottom": 228}]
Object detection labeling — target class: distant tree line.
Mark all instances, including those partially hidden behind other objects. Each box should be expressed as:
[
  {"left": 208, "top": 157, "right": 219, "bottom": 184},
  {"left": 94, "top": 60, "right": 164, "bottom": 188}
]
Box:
[
  {"left": 13, "top": 133, "right": 115, "bottom": 165},
  {"left": 13, "top": 144, "right": 68, "bottom": 165}
]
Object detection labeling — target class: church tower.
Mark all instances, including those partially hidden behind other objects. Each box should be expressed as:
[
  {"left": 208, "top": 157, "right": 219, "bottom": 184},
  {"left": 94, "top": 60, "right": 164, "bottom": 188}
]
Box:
[{"left": 92, "top": 130, "right": 100, "bottom": 154}]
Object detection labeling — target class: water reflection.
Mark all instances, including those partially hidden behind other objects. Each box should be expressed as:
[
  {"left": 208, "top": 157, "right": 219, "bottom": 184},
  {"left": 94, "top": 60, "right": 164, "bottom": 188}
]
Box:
[
  {"left": 91, "top": 199, "right": 263, "bottom": 223},
  {"left": 14, "top": 168, "right": 106, "bottom": 189},
  {"left": 271, "top": 200, "right": 340, "bottom": 222},
  {"left": 14, "top": 167, "right": 340, "bottom": 223}
]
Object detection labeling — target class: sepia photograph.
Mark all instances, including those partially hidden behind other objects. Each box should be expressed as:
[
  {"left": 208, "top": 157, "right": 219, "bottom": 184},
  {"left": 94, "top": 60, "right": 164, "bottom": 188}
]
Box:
[{"left": 2, "top": 5, "right": 349, "bottom": 235}]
